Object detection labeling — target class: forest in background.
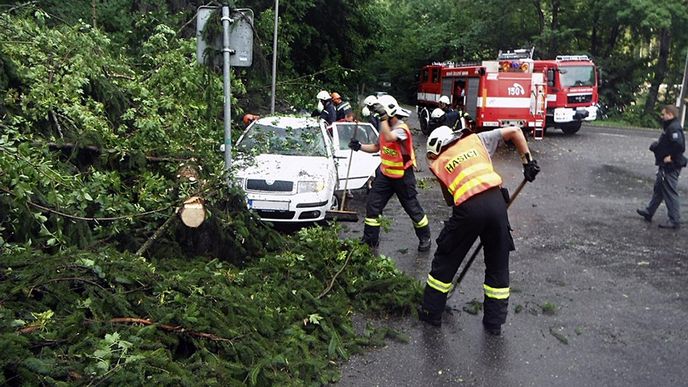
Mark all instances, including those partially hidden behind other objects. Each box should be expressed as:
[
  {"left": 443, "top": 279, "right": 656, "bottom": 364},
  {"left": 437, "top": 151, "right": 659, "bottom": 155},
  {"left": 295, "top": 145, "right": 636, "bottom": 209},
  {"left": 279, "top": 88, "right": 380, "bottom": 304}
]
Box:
[{"left": 0, "top": 0, "right": 687, "bottom": 384}]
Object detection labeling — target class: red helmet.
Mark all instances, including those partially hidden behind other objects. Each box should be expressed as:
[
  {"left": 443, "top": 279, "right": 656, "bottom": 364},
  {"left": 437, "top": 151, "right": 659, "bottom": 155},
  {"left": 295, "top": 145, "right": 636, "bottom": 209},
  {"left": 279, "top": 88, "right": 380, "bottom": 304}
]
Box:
[
  {"left": 331, "top": 92, "right": 342, "bottom": 103},
  {"left": 242, "top": 114, "right": 259, "bottom": 125}
]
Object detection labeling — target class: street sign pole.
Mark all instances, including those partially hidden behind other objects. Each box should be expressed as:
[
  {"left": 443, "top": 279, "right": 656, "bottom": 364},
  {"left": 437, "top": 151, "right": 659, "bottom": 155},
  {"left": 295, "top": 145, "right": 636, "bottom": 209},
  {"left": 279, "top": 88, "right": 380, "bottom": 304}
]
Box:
[
  {"left": 270, "top": 0, "right": 279, "bottom": 114},
  {"left": 221, "top": 5, "right": 233, "bottom": 172}
]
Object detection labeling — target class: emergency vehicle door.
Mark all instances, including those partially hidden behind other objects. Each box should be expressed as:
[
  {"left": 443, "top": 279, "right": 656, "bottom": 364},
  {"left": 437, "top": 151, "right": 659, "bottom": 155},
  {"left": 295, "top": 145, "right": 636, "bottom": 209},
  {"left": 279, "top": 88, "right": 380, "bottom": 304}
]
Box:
[
  {"left": 464, "top": 78, "right": 479, "bottom": 119},
  {"left": 529, "top": 72, "right": 546, "bottom": 140},
  {"left": 330, "top": 122, "right": 381, "bottom": 190}
]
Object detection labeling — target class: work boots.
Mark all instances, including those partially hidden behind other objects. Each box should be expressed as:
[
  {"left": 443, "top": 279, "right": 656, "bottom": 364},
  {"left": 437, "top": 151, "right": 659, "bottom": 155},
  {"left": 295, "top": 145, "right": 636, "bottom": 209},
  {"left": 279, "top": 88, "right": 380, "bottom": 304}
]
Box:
[
  {"left": 417, "top": 306, "right": 442, "bottom": 327},
  {"left": 416, "top": 226, "right": 431, "bottom": 252},
  {"left": 636, "top": 208, "right": 652, "bottom": 222}
]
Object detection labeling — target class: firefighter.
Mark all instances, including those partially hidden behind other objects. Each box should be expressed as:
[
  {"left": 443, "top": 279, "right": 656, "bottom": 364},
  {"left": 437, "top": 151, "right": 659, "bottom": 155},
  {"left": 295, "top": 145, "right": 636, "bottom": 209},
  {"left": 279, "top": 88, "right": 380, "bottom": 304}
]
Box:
[
  {"left": 438, "top": 95, "right": 453, "bottom": 113},
  {"left": 429, "top": 108, "right": 470, "bottom": 133},
  {"left": 331, "top": 92, "right": 354, "bottom": 122},
  {"left": 316, "top": 90, "right": 336, "bottom": 125},
  {"left": 348, "top": 95, "right": 432, "bottom": 252},
  {"left": 418, "top": 125, "right": 540, "bottom": 334},
  {"left": 361, "top": 95, "right": 380, "bottom": 130}
]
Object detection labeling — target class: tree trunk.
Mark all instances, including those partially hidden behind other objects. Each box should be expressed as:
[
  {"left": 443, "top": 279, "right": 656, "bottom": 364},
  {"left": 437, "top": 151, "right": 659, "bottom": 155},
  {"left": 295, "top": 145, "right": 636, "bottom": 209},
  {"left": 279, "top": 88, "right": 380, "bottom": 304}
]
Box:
[
  {"left": 549, "top": 0, "right": 560, "bottom": 57},
  {"left": 532, "top": 0, "right": 545, "bottom": 37},
  {"left": 644, "top": 28, "right": 672, "bottom": 115}
]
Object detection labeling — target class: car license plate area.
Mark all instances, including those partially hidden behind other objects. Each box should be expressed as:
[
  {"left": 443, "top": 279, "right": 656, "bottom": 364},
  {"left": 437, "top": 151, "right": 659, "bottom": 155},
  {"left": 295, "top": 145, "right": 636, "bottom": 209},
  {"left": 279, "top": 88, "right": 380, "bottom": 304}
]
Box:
[{"left": 248, "top": 199, "right": 290, "bottom": 211}]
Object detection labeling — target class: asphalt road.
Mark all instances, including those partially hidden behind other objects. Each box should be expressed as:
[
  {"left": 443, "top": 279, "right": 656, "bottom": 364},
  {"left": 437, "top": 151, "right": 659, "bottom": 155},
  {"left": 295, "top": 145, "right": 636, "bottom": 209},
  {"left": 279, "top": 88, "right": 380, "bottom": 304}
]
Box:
[{"left": 336, "top": 119, "right": 688, "bottom": 386}]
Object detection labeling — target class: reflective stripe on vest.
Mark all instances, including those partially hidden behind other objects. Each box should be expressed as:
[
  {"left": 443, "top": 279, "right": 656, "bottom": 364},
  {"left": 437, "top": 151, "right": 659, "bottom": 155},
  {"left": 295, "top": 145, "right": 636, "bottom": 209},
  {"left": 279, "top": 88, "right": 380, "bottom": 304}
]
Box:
[
  {"left": 429, "top": 134, "right": 502, "bottom": 206},
  {"left": 483, "top": 283, "right": 510, "bottom": 299},
  {"left": 427, "top": 274, "right": 453, "bottom": 293},
  {"left": 379, "top": 123, "right": 415, "bottom": 179}
]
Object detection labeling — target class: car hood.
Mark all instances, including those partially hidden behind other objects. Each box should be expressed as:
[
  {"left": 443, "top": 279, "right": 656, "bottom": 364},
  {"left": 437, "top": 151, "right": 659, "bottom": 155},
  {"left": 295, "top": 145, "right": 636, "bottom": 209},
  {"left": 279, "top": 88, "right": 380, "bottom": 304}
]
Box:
[{"left": 237, "top": 154, "right": 334, "bottom": 181}]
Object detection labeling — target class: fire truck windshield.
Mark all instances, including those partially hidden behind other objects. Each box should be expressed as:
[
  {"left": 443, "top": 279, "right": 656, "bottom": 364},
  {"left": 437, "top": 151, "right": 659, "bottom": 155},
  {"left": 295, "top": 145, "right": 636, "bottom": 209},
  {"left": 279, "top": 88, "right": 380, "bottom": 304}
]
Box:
[{"left": 559, "top": 65, "right": 595, "bottom": 88}]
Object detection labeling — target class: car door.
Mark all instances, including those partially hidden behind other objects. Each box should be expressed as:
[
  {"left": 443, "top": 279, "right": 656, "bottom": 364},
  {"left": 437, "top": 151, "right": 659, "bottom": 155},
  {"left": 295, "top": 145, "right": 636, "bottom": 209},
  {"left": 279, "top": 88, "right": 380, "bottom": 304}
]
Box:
[{"left": 330, "top": 122, "right": 380, "bottom": 191}]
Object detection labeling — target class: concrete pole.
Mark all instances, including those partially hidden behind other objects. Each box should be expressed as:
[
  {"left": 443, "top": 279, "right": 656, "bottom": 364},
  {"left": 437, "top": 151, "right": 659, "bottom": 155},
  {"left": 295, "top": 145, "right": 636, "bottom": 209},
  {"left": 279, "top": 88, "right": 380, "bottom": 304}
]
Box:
[
  {"left": 222, "top": 6, "right": 233, "bottom": 171},
  {"left": 270, "top": 0, "right": 279, "bottom": 114}
]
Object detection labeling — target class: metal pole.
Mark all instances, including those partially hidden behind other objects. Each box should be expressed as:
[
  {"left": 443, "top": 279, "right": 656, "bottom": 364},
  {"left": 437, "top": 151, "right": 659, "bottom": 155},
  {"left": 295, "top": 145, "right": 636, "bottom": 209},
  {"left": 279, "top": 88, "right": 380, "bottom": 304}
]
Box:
[
  {"left": 270, "top": 0, "right": 279, "bottom": 114},
  {"left": 677, "top": 49, "right": 688, "bottom": 127},
  {"left": 222, "top": 6, "right": 233, "bottom": 171}
]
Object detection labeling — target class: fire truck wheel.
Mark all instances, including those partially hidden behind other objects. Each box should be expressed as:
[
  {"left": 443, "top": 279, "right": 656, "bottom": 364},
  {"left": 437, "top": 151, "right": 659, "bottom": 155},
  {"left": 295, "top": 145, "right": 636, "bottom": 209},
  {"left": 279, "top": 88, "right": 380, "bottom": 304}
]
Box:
[{"left": 560, "top": 121, "right": 582, "bottom": 135}]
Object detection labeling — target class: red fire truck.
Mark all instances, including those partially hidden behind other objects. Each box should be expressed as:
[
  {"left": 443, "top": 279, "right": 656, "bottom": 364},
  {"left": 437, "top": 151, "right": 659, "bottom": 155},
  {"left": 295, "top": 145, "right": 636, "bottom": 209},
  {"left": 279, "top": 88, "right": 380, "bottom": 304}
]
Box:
[
  {"left": 416, "top": 59, "right": 547, "bottom": 139},
  {"left": 498, "top": 48, "right": 599, "bottom": 134}
]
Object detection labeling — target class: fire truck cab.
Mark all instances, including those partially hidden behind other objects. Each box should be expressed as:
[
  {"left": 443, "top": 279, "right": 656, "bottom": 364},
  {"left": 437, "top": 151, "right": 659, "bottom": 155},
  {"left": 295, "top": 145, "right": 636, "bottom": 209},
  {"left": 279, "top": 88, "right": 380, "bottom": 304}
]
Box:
[
  {"left": 498, "top": 48, "right": 599, "bottom": 134},
  {"left": 532, "top": 55, "right": 599, "bottom": 134},
  {"left": 416, "top": 59, "right": 547, "bottom": 139}
]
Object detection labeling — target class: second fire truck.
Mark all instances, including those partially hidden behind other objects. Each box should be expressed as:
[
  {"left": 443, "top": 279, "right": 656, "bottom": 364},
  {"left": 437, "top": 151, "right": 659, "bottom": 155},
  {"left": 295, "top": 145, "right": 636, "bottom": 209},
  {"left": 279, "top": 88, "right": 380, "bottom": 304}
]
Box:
[{"left": 416, "top": 58, "right": 548, "bottom": 139}]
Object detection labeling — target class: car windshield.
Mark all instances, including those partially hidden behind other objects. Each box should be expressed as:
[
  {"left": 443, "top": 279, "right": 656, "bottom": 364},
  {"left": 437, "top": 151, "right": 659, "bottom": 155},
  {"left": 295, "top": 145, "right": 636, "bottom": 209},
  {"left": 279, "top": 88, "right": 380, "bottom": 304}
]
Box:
[
  {"left": 238, "top": 122, "right": 327, "bottom": 157},
  {"left": 559, "top": 65, "right": 595, "bottom": 88}
]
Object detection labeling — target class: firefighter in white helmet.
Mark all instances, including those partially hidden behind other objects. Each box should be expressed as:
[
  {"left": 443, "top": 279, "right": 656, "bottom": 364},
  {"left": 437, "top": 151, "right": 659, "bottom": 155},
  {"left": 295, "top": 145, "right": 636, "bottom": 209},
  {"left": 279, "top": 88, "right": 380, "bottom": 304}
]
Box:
[
  {"left": 316, "top": 90, "right": 336, "bottom": 125},
  {"left": 361, "top": 95, "right": 380, "bottom": 130},
  {"left": 349, "top": 94, "right": 431, "bottom": 252},
  {"left": 418, "top": 124, "right": 540, "bottom": 334},
  {"left": 438, "top": 95, "right": 452, "bottom": 112}
]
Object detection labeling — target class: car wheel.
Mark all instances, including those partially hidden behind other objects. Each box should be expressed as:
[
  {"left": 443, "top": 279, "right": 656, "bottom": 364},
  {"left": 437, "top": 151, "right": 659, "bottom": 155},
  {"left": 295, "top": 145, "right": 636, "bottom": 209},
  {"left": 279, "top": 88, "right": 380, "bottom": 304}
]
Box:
[{"left": 330, "top": 193, "right": 341, "bottom": 210}]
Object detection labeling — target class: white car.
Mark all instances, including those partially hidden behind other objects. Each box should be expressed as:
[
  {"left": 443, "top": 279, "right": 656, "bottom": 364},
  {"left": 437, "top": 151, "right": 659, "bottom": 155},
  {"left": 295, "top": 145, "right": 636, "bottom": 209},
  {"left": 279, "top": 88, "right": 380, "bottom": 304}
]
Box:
[{"left": 234, "top": 116, "right": 339, "bottom": 223}]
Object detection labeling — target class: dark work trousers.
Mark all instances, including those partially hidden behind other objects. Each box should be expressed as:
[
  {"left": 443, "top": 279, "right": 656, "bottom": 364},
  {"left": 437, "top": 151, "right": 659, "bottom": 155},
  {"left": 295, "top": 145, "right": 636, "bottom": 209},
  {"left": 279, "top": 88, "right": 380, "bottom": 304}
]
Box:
[
  {"left": 422, "top": 187, "right": 513, "bottom": 328},
  {"left": 363, "top": 167, "right": 430, "bottom": 245},
  {"left": 645, "top": 167, "right": 682, "bottom": 225}
]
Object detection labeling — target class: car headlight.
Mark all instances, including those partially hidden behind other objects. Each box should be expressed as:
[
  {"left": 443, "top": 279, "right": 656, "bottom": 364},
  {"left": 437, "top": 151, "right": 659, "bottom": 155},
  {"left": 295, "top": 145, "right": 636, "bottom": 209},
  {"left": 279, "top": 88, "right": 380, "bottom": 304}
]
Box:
[{"left": 298, "top": 180, "right": 325, "bottom": 193}]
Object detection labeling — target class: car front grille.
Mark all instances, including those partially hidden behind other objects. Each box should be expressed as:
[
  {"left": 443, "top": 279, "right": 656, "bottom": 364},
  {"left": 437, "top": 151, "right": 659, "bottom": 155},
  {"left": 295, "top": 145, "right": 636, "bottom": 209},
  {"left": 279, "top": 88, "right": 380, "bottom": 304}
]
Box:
[
  {"left": 256, "top": 210, "right": 296, "bottom": 219},
  {"left": 567, "top": 94, "right": 592, "bottom": 104},
  {"left": 246, "top": 179, "right": 293, "bottom": 192}
]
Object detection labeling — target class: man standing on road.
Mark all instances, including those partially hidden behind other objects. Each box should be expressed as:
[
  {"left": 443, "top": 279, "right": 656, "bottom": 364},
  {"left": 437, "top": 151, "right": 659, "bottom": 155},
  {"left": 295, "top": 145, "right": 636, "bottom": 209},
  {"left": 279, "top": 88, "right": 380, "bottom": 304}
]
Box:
[
  {"left": 418, "top": 125, "right": 540, "bottom": 335},
  {"left": 637, "top": 105, "right": 686, "bottom": 229},
  {"left": 348, "top": 95, "right": 432, "bottom": 252}
]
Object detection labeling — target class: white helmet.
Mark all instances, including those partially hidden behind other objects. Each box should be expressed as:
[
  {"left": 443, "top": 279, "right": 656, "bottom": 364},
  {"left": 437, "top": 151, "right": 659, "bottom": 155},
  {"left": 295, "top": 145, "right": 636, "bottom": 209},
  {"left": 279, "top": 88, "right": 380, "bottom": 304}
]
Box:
[
  {"left": 377, "top": 94, "right": 400, "bottom": 117},
  {"left": 431, "top": 108, "right": 446, "bottom": 119},
  {"left": 427, "top": 125, "right": 461, "bottom": 159},
  {"left": 438, "top": 95, "right": 451, "bottom": 105},
  {"left": 363, "top": 95, "right": 378, "bottom": 106},
  {"left": 317, "top": 90, "right": 331, "bottom": 101}
]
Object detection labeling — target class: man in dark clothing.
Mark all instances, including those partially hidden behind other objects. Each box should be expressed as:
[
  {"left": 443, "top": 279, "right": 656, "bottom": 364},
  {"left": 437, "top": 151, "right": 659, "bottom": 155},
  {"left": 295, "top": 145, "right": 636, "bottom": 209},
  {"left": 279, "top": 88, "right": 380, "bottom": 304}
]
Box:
[
  {"left": 637, "top": 104, "right": 686, "bottom": 229},
  {"left": 418, "top": 125, "right": 540, "bottom": 335},
  {"left": 362, "top": 95, "right": 380, "bottom": 130},
  {"left": 332, "top": 92, "right": 354, "bottom": 121},
  {"left": 429, "top": 108, "right": 471, "bottom": 134},
  {"left": 316, "top": 90, "right": 337, "bottom": 125}
]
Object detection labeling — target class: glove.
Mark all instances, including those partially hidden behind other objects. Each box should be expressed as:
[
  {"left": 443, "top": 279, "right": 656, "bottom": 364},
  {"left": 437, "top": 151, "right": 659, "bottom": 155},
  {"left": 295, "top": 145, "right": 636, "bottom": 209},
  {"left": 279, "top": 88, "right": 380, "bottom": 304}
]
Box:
[
  {"left": 523, "top": 159, "right": 540, "bottom": 182},
  {"left": 348, "top": 138, "right": 361, "bottom": 151},
  {"left": 649, "top": 141, "right": 658, "bottom": 152},
  {"left": 371, "top": 103, "right": 388, "bottom": 121}
]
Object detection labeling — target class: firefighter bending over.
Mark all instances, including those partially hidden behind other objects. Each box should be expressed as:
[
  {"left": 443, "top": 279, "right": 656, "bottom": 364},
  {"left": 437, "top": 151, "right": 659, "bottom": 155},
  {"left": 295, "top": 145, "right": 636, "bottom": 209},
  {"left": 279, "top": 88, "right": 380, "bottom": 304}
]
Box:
[
  {"left": 418, "top": 125, "right": 540, "bottom": 335},
  {"left": 348, "top": 95, "right": 432, "bottom": 252}
]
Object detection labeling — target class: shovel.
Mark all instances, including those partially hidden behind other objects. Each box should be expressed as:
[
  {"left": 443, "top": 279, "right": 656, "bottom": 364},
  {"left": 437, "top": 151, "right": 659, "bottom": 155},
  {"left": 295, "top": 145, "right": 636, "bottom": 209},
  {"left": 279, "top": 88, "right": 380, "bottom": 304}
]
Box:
[
  {"left": 325, "top": 123, "right": 360, "bottom": 222},
  {"left": 446, "top": 178, "right": 528, "bottom": 300}
]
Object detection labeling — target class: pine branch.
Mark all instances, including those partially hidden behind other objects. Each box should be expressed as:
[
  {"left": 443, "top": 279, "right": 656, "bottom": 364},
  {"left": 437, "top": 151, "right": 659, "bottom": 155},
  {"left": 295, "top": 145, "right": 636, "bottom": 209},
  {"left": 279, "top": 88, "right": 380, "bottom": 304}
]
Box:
[{"left": 317, "top": 250, "right": 353, "bottom": 299}]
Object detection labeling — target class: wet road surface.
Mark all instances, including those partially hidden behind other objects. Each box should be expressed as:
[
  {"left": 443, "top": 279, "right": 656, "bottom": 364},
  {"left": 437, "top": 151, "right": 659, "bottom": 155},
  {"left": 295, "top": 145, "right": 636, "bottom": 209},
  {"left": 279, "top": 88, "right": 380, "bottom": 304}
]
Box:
[{"left": 336, "top": 121, "right": 688, "bottom": 386}]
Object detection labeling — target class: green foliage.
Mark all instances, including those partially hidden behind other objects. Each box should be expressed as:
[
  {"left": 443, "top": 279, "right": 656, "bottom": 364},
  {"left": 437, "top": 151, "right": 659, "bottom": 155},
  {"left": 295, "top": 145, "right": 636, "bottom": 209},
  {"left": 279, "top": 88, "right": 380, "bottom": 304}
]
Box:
[{"left": 0, "top": 226, "right": 421, "bottom": 385}]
